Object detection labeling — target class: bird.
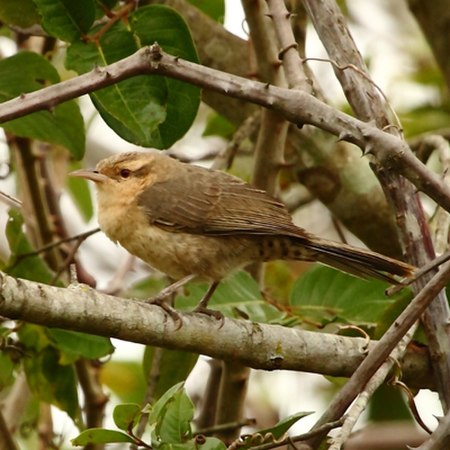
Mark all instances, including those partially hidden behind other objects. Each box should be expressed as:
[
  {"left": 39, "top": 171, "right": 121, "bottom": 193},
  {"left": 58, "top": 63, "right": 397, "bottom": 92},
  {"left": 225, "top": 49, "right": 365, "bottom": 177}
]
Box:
[{"left": 70, "top": 151, "right": 414, "bottom": 321}]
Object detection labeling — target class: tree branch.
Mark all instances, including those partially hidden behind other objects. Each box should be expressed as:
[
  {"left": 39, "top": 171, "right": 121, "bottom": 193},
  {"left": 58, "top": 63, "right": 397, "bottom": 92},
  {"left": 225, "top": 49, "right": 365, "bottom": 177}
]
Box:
[
  {"left": 0, "top": 270, "right": 431, "bottom": 389},
  {"left": 0, "top": 44, "right": 449, "bottom": 213}
]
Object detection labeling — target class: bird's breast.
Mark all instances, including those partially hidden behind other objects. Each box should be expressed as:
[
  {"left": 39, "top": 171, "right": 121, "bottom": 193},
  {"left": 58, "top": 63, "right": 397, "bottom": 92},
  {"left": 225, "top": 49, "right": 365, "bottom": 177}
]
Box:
[{"left": 97, "top": 198, "right": 259, "bottom": 280}]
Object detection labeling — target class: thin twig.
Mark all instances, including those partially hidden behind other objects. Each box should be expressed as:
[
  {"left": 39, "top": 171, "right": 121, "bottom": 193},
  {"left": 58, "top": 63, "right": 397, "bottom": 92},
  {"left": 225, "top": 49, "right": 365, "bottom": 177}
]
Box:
[
  {"left": 328, "top": 323, "right": 418, "bottom": 450},
  {"left": 10, "top": 228, "right": 100, "bottom": 270},
  {"left": 302, "top": 56, "right": 402, "bottom": 133},
  {"left": 0, "top": 191, "right": 21, "bottom": 209}
]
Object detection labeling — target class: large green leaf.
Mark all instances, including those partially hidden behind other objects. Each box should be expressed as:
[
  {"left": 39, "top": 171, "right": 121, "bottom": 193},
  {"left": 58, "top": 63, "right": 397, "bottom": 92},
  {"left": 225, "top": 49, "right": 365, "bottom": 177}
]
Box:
[
  {"left": 290, "top": 266, "right": 411, "bottom": 328},
  {"left": 47, "top": 328, "right": 114, "bottom": 362},
  {"left": 0, "top": 52, "right": 85, "bottom": 159},
  {"left": 33, "top": 0, "right": 95, "bottom": 42},
  {"left": 65, "top": 5, "right": 200, "bottom": 149}
]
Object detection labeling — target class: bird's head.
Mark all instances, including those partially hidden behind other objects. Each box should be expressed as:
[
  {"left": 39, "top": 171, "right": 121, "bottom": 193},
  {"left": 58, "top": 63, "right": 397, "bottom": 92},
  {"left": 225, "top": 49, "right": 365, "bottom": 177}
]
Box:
[{"left": 69, "top": 151, "right": 173, "bottom": 198}]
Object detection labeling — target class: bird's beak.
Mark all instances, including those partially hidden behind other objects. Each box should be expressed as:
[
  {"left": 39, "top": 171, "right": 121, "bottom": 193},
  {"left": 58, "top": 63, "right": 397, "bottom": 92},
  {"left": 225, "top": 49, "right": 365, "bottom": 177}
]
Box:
[{"left": 69, "top": 169, "right": 109, "bottom": 183}]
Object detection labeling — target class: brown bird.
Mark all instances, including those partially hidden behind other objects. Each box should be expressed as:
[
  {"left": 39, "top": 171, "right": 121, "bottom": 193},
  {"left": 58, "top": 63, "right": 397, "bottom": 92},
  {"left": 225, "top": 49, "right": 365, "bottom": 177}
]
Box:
[{"left": 71, "top": 151, "right": 414, "bottom": 319}]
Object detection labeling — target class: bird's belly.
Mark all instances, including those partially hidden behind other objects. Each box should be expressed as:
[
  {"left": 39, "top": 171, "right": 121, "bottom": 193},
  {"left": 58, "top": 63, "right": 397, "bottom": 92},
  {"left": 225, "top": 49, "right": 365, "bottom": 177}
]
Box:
[
  {"left": 98, "top": 206, "right": 257, "bottom": 280},
  {"left": 124, "top": 227, "right": 258, "bottom": 280}
]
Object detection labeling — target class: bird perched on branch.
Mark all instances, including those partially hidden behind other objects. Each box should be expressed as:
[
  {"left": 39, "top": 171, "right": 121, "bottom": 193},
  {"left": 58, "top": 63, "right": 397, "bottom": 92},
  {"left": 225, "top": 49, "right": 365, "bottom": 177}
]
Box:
[{"left": 71, "top": 151, "right": 414, "bottom": 320}]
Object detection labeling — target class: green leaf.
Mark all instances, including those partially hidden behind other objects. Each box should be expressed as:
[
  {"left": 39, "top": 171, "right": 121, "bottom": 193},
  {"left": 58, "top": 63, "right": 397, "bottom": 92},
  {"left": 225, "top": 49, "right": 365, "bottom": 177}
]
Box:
[
  {"left": 176, "top": 271, "right": 286, "bottom": 323},
  {"left": 258, "top": 412, "right": 312, "bottom": 439},
  {"left": 47, "top": 328, "right": 114, "bottom": 362},
  {"left": 0, "top": 0, "right": 41, "bottom": 28},
  {"left": 0, "top": 52, "right": 85, "bottom": 159},
  {"left": 33, "top": 0, "right": 95, "bottom": 41},
  {"left": 148, "top": 382, "right": 185, "bottom": 423},
  {"left": 290, "top": 266, "right": 410, "bottom": 328},
  {"left": 148, "top": 382, "right": 194, "bottom": 444},
  {"left": 151, "top": 387, "right": 194, "bottom": 444},
  {"left": 4, "top": 210, "right": 55, "bottom": 284},
  {"left": 72, "top": 428, "right": 135, "bottom": 445},
  {"left": 23, "top": 346, "right": 80, "bottom": 421},
  {"left": 188, "top": 0, "right": 225, "bottom": 23},
  {"left": 65, "top": 5, "right": 200, "bottom": 149},
  {"left": 143, "top": 348, "right": 198, "bottom": 401},
  {"left": 113, "top": 403, "right": 142, "bottom": 431},
  {"left": 130, "top": 6, "right": 200, "bottom": 145}
]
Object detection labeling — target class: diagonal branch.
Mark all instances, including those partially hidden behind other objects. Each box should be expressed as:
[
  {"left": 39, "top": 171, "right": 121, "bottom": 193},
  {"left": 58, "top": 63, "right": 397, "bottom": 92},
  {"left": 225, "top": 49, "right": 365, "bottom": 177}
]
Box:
[
  {"left": 303, "top": 0, "right": 450, "bottom": 414},
  {"left": 306, "top": 259, "right": 450, "bottom": 447}
]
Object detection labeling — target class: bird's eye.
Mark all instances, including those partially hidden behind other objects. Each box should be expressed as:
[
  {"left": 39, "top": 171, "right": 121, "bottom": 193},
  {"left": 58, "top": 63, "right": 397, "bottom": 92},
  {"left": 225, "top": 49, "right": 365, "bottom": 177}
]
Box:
[{"left": 120, "top": 168, "right": 131, "bottom": 179}]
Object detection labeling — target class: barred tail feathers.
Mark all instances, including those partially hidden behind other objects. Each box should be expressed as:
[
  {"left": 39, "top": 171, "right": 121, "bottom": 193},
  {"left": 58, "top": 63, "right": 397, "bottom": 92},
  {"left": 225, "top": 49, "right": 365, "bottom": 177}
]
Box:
[{"left": 290, "top": 237, "right": 414, "bottom": 284}]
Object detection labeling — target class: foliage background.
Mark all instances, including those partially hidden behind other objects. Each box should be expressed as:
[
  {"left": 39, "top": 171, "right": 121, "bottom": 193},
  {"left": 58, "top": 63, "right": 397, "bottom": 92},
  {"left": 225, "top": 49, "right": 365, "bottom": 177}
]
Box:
[{"left": 0, "top": 0, "right": 448, "bottom": 449}]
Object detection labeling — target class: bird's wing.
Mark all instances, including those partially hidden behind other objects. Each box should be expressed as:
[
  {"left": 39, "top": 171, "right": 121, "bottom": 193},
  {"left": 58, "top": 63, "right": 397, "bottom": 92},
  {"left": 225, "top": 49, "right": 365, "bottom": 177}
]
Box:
[{"left": 137, "top": 166, "right": 299, "bottom": 236}]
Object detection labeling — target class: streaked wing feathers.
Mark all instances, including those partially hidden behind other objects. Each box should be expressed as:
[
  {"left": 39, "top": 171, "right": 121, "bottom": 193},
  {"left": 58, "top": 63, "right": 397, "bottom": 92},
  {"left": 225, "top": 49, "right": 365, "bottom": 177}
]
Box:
[{"left": 137, "top": 168, "right": 298, "bottom": 236}]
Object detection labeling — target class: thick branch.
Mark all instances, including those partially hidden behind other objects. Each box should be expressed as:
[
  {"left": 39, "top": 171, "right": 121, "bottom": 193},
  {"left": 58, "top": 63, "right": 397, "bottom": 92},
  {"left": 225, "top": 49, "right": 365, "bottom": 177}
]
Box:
[
  {"left": 0, "top": 45, "right": 449, "bottom": 213},
  {"left": 0, "top": 271, "right": 431, "bottom": 389}
]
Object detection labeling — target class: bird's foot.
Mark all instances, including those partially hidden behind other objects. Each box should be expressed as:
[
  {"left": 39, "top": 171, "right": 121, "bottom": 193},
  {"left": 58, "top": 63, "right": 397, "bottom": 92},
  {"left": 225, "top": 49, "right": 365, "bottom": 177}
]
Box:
[
  {"left": 193, "top": 305, "right": 225, "bottom": 328},
  {"left": 148, "top": 297, "right": 183, "bottom": 330}
]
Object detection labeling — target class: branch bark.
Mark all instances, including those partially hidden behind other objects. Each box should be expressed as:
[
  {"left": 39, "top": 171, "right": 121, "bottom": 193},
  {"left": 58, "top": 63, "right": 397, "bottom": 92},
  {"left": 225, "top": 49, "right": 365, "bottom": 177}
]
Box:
[{"left": 0, "top": 271, "right": 431, "bottom": 389}]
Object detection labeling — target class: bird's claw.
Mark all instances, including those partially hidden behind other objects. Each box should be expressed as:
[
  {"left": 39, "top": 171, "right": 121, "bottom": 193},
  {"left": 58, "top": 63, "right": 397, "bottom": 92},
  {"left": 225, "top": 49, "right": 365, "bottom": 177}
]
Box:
[
  {"left": 193, "top": 305, "right": 225, "bottom": 328},
  {"left": 147, "top": 297, "right": 183, "bottom": 330}
]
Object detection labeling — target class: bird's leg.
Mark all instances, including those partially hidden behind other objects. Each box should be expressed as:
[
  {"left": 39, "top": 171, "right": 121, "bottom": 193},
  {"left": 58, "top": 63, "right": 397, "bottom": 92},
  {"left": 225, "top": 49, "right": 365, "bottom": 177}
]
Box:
[
  {"left": 193, "top": 281, "right": 224, "bottom": 324},
  {"left": 149, "top": 274, "right": 197, "bottom": 303},
  {"left": 145, "top": 274, "right": 197, "bottom": 327}
]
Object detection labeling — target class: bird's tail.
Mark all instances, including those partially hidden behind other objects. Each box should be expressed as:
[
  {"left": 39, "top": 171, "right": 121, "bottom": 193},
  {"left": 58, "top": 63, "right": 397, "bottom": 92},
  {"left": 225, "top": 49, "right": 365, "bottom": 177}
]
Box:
[{"left": 284, "top": 236, "right": 414, "bottom": 284}]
